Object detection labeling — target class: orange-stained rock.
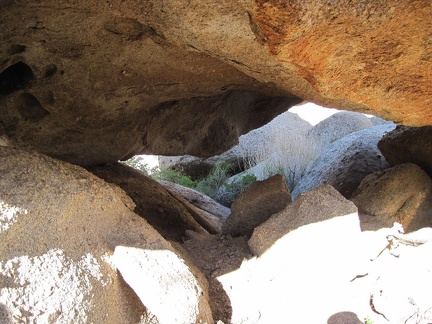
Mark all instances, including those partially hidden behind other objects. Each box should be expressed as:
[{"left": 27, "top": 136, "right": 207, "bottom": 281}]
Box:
[
  {"left": 0, "top": 1, "right": 431, "bottom": 166},
  {"left": 251, "top": 0, "right": 432, "bottom": 125}
]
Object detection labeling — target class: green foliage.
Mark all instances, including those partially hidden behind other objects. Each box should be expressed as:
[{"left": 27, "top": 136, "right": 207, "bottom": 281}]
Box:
[
  {"left": 364, "top": 317, "right": 374, "bottom": 324},
  {"left": 195, "top": 161, "right": 234, "bottom": 198},
  {"left": 122, "top": 156, "right": 197, "bottom": 188},
  {"left": 122, "top": 157, "right": 257, "bottom": 203},
  {"left": 225, "top": 173, "right": 257, "bottom": 196},
  {"left": 151, "top": 167, "right": 197, "bottom": 188},
  {"left": 240, "top": 173, "right": 257, "bottom": 188},
  {"left": 195, "top": 162, "right": 257, "bottom": 205},
  {"left": 213, "top": 171, "right": 258, "bottom": 207}
]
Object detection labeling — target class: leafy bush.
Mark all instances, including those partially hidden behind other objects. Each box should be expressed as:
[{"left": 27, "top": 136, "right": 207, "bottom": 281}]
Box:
[
  {"left": 194, "top": 161, "right": 234, "bottom": 197},
  {"left": 225, "top": 173, "right": 257, "bottom": 196},
  {"left": 194, "top": 162, "right": 257, "bottom": 205},
  {"left": 123, "top": 157, "right": 197, "bottom": 188},
  {"left": 151, "top": 167, "right": 197, "bottom": 188}
]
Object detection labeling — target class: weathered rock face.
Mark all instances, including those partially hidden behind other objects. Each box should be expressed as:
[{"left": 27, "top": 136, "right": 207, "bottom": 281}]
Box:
[
  {"left": 0, "top": 0, "right": 300, "bottom": 166},
  {"left": 113, "top": 245, "right": 213, "bottom": 324},
  {"left": 248, "top": 0, "right": 432, "bottom": 125},
  {"left": 0, "top": 147, "right": 213, "bottom": 323},
  {"left": 378, "top": 126, "right": 432, "bottom": 178},
  {"left": 351, "top": 163, "right": 432, "bottom": 232},
  {"left": 1, "top": 1, "right": 431, "bottom": 166}
]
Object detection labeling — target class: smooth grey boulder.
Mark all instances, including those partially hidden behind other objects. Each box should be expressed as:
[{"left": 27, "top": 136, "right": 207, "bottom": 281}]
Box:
[
  {"left": 292, "top": 124, "right": 396, "bottom": 199},
  {"left": 308, "top": 111, "right": 373, "bottom": 152},
  {"left": 159, "top": 111, "right": 313, "bottom": 179}
]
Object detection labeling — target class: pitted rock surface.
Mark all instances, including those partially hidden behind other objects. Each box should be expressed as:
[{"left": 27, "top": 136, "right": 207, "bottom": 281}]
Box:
[{"left": 1, "top": 1, "right": 431, "bottom": 165}]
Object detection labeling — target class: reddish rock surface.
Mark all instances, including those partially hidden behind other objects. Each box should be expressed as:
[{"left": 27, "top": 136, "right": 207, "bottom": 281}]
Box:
[
  {"left": 1, "top": 1, "right": 431, "bottom": 165},
  {"left": 251, "top": 0, "right": 432, "bottom": 125}
]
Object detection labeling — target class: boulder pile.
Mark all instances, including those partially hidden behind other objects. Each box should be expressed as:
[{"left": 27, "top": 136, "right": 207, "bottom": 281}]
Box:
[{"left": 1, "top": 0, "right": 431, "bottom": 322}]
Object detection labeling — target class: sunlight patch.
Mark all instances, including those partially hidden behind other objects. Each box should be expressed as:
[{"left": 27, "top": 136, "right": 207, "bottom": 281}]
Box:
[
  {"left": 78, "top": 253, "right": 112, "bottom": 287},
  {"left": 0, "top": 201, "right": 28, "bottom": 232},
  {"left": 113, "top": 246, "right": 202, "bottom": 324},
  {"left": 0, "top": 249, "right": 110, "bottom": 322}
]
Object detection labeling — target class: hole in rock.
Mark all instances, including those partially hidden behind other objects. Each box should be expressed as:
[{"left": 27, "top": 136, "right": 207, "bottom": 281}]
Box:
[
  {"left": 0, "top": 61, "right": 34, "bottom": 95},
  {"left": 123, "top": 102, "right": 394, "bottom": 208},
  {"left": 15, "top": 92, "right": 50, "bottom": 122},
  {"left": 119, "top": 103, "right": 431, "bottom": 324}
]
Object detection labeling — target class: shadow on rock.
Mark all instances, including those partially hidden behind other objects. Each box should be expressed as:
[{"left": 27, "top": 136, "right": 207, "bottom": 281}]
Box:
[
  {"left": 181, "top": 231, "right": 252, "bottom": 323},
  {"left": 0, "top": 303, "right": 12, "bottom": 323},
  {"left": 351, "top": 163, "right": 432, "bottom": 233},
  {"left": 87, "top": 162, "right": 210, "bottom": 242},
  {"left": 249, "top": 184, "right": 358, "bottom": 256}
]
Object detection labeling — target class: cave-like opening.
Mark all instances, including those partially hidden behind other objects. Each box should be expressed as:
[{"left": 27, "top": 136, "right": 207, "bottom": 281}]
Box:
[{"left": 0, "top": 61, "right": 34, "bottom": 95}]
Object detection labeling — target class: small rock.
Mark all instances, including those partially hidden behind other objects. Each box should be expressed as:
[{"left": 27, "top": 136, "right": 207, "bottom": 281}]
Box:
[
  {"left": 223, "top": 174, "right": 291, "bottom": 237},
  {"left": 351, "top": 163, "right": 432, "bottom": 232},
  {"left": 249, "top": 184, "right": 359, "bottom": 256}
]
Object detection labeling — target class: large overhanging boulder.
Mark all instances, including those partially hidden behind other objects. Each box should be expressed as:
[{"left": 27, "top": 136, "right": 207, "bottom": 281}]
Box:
[{"left": 1, "top": 0, "right": 431, "bottom": 166}]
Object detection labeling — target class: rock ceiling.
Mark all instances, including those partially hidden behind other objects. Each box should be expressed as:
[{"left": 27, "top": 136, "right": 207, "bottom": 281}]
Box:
[{"left": 1, "top": 0, "right": 431, "bottom": 165}]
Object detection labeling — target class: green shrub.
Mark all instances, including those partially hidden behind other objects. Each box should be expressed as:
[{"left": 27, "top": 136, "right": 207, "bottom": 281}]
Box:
[
  {"left": 225, "top": 173, "right": 257, "bottom": 196},
  {"left": 364, "top": 316, "right": 374, "bottom": 324},
  {"left": 213, "top": 171, "right": 258, "bottom": 207},
  {"left": 194, "top": 161, "right": 234, "bottom": 198},
  {"left": 122, "top": 156, "right": 197, "bottom": 188},
  {"left": 151, "top": 167, "right": 197, "bottom": 188},
  {"left": 122, "top": 156, "right": 256, "bottom": 203}
]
